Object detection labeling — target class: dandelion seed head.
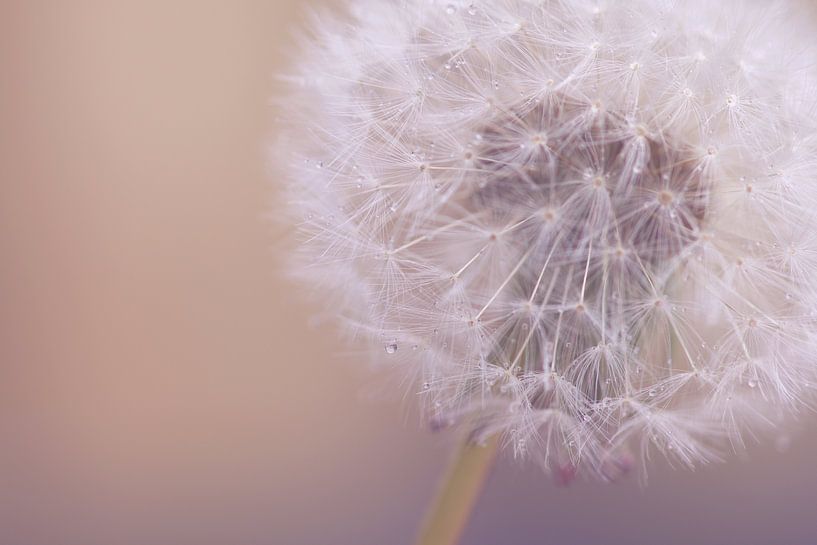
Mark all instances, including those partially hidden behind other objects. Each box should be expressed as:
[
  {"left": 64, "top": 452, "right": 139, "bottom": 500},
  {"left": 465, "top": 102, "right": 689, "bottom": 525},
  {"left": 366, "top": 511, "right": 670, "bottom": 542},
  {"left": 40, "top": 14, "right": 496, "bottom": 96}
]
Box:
[{"left": 277, "top": 0, "right": 817, "bottom": 479}]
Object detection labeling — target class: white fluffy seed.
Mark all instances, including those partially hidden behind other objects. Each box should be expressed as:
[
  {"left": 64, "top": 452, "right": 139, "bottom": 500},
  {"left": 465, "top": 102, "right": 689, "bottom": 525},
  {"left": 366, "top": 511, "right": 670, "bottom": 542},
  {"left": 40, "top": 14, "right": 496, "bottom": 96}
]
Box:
[{"left": 277, "top": 0, "right": 817, "bottom": 479}]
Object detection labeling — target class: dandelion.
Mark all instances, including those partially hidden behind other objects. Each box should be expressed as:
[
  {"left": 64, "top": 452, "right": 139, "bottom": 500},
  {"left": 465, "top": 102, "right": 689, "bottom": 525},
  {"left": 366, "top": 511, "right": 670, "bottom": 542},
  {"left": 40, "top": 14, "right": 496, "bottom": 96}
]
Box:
[{"left": 276, "top": 1, "right": 817, "bottom": 543}]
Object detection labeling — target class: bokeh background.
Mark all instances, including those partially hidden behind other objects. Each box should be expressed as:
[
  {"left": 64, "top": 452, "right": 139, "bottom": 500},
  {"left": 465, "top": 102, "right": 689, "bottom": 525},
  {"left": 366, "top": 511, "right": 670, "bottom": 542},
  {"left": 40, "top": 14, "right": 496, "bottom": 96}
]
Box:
[{"left": 3, "top": 1, "right": 817, "bottom": 544}]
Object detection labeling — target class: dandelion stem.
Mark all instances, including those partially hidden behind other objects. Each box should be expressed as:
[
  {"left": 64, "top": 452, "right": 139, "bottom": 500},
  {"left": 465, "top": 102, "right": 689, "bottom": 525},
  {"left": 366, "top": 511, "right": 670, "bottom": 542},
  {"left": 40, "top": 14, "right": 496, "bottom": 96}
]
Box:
[{"left": 414, "top": 433, "right": 500, "bottom": 545}]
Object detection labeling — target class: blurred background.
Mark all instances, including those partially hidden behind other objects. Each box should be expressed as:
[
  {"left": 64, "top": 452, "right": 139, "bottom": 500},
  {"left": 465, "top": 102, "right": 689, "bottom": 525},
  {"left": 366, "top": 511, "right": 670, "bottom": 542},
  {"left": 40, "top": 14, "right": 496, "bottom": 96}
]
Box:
[{"left": 2, "top": 1, "right": 817, "bottom": 544}]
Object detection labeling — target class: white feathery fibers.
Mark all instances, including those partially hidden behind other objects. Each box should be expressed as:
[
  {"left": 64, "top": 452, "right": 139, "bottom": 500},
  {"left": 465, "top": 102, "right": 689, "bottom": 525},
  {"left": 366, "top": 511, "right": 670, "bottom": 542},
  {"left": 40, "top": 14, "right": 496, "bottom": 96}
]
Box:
[{"left": 277, "top": 0, "right": 817, "bottom": 479}]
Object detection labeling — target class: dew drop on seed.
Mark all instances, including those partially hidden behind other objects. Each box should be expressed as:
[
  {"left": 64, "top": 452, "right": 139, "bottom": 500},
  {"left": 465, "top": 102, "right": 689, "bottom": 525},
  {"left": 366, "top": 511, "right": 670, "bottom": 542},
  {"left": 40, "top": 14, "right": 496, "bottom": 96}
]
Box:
[{"left": 385, "top": 342, "right": 398, "bottom": 354}]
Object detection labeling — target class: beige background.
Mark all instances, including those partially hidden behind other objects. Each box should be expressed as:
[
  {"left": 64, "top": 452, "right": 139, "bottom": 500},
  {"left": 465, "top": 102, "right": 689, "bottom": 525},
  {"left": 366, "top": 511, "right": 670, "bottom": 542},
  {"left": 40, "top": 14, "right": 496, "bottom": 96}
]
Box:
[{"left": 2, "top": 1, "right": 817, "bottom": 544}]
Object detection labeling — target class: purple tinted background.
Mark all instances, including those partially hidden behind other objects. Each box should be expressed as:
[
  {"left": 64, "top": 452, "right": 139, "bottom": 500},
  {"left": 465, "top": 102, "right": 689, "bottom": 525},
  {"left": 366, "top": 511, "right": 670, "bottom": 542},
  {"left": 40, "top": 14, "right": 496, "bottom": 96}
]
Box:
[{"left": 1, "top": 1, "right": 816, "bottom": 544}]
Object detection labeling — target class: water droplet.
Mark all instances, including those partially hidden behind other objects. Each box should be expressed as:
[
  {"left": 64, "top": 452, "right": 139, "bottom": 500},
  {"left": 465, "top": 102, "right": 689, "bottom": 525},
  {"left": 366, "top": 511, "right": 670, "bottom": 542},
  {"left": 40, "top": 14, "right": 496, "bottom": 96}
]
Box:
[
  {"left": 467, "top": 4, "right": 477, "bottom": 15},
  {"left": 422, "top": 382, "right": 430, "bottom": 391},
  {"left": 747, "top": 378, "right": 758, "bottom": 388},
  {"left": 412, "top": 344, "right": 419, "bottom": 351},
  {"left": 385, "top": 342, "right": 398, "bottom": 354},
  {"left": 445, "top": 4, "right": 457, "bottom": 15},
  {"left": 648, "top": 389, "right": 657, "bottom": 398}
]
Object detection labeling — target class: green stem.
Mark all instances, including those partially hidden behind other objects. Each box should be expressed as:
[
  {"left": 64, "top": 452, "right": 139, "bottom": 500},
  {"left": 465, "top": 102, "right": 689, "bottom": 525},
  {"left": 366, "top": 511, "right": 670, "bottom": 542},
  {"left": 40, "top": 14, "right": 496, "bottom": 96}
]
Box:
[{"left": 414, "top": 434, "right": 501, "bottom": 545}]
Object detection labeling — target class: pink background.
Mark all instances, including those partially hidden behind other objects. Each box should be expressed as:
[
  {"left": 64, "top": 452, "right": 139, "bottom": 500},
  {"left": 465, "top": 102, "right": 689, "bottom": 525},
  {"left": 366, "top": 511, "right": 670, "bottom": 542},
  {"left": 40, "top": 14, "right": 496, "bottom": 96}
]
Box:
[{"left": 2, "top": 1, "right": 817, "bottom": 544}]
